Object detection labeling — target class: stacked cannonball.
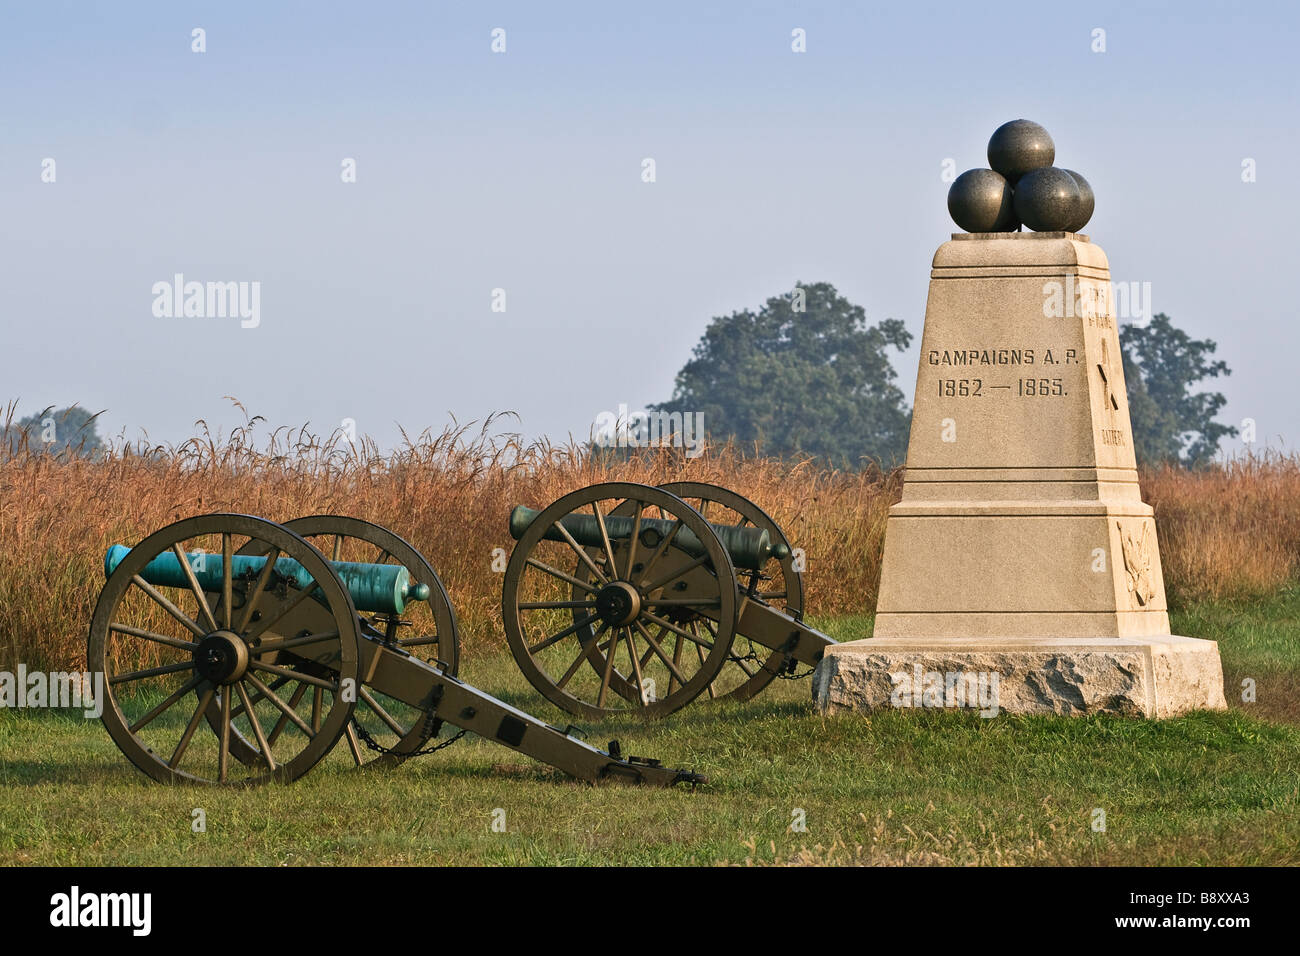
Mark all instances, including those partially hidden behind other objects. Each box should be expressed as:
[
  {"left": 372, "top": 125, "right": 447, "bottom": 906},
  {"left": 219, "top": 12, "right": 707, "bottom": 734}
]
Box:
[{"left": 947, "top": 120, "right": 1095, "bottom": 234}]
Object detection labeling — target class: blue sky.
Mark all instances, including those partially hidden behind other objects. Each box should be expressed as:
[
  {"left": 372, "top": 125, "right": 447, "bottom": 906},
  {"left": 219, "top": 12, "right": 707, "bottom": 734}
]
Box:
[{"left": 2, "top": 1, "right": 1296, "bottom": 455}]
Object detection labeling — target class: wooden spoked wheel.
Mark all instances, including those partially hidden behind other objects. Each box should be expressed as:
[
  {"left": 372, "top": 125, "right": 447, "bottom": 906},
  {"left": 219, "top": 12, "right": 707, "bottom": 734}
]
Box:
[
  {"left": 503, "top": 482, "right": 738, "bottom": 719},
  {"left": 87, "top": 514, "right": 360, "bottom": 785},
  {"left": 224, "top": 515, "right": 460, "bottom": 767},
  {"left": 658, "top": 482, "right": 803, "bottom": 702}
]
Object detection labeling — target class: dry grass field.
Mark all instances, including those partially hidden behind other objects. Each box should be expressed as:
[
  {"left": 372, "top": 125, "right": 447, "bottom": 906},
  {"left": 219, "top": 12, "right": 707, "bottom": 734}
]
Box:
[{"left": 2, "top": 402, "right": 1298, "bottom": 672}]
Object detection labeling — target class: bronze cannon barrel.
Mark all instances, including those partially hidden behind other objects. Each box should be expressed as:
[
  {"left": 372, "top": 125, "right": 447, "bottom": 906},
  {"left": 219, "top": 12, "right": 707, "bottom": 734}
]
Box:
[
  {"left": 104, "top": 544, "right": 430, "bottom": 616},
  {"left": 507, "top": 505, "right": 785, "bottom": 571}
]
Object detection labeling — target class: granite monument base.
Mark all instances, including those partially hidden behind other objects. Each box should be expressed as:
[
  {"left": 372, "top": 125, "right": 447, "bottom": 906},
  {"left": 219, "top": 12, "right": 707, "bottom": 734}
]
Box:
[{"left": 812, "top": 634, "right": 1227, "bottom": 718}]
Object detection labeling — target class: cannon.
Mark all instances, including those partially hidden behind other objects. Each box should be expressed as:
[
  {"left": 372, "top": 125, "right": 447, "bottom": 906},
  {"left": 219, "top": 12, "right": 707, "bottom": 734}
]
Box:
[
  {"left": 501, "top": 481, "right": 839, "bottom": 718},
  {"left": 88, "top": 512, "right": 701, "bottom": 786}
]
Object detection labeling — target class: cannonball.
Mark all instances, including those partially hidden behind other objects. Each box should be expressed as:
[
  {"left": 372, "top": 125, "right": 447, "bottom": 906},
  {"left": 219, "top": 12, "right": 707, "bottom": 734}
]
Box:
[
  {"left": 1060, "top": 169, "right": 1095, "bottom": 233},
  {"left": 987, "top": 119, "right": 1055, "bottom": 183},
  {"left": 1013, "top": 166, "right": 1081, "bottom": 232},
  {"left": 947, "top": 168, "right": 1018, "bottom": 232}
]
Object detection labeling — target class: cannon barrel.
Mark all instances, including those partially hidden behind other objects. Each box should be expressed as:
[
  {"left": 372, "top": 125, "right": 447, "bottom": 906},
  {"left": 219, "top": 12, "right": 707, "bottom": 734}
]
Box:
[
  {"left": 103, "top": 545, "right": 430, "bottom": 616},
  {"left": 508, "top": 505, "right": 786, "bottom": 572}
]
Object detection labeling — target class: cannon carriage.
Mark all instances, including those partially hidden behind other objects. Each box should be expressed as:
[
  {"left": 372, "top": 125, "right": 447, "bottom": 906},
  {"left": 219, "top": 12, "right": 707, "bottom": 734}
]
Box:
[
  {"left": 88, "top": 479, "right": 837, "bottom": 786},
  {"left": 501, "top": 481, "right": 838, "bottom": 718},
  {"left": 89, "top": 513, "right": 699, "bottom": 787}
]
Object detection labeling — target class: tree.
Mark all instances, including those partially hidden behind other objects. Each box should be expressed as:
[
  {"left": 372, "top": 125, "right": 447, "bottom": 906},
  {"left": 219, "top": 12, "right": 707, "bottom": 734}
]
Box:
[
  {"left": 651, "top": 282, "right": 913, "bottom": 465},
  {"left": 2, "top": 405, "right": 105, "bottom": 458},
  {"left": 1119, "top": 313, "right": 1234, "bottom": 467}
]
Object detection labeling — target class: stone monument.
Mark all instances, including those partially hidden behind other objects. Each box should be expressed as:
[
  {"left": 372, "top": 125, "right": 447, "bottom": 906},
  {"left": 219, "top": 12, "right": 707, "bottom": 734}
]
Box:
[{"left": 813, "top": 120, "right": 1227, "bottom": 718}]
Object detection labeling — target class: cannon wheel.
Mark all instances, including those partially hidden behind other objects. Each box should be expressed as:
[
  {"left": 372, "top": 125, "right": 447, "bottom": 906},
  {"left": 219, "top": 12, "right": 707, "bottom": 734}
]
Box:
[
  {"left": 587, "top": 482, "right": 803, "bottom": 703},
  {"left": 87, "top": 514, "right": 360, "bottom": 785},
  {"left": 502, "top": 482, "right": 738, "bottom": 719},
  {"left": 658, "top": 482, "right": 804, "bottom": 702},
  {"left": 216, "top": 515, "right": 461, "bottom": 768}
]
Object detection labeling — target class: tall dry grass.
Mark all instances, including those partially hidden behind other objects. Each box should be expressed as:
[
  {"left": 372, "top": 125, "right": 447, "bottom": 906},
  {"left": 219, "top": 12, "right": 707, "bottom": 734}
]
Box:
[
  {"left": 1, "top": 402, "right": 1296, "bottom": 672},
  {"left": 1142, "top": 454, "right": 1300, "bottom": 606}
]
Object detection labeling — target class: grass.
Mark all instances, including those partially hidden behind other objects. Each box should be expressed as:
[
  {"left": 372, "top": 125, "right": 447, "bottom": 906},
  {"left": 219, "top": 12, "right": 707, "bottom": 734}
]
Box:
[
  {"left": 1172, "top": 587, "right": 1300, "bottom": 725},
  {"left": 2, "top": 598, "right": 1298, "bottom": 867},
  {"left": 2, "top": 408, "right": 1298, "bottom": 864}
]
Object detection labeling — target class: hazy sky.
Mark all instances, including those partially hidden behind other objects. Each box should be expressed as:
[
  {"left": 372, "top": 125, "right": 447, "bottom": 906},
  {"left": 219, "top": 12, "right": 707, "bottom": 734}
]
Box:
[{"left": 3, "top": 1, "right": 1297, "bottom": 456}]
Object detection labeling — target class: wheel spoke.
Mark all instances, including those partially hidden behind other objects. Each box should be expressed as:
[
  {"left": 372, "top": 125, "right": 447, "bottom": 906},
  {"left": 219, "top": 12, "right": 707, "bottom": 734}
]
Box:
[
  {"left": 517, "top": 600, "right": 597, "bottom": 610},
  {"left": 171, "top": 543, "right": 219, "bottom": 633},
  {"left": 169, "top": 687, "right": 215, "bottom": 770},
  {"left": 633, "top": 620, "right": 689, "bottom": 688},
  {"left": 622, "top": 501, "right": 644, "bottom": 581},
  {"left": 344, "top": 724, "right": 363, "bottom": 765},
  {"left": 236, "top": 545, "right": 281, "bottom": 635},
  {"left": 252, "top": 629, "right": 340, "bottom": 655},
  {"left": 695, "top": 628, "right": 717, "bottom": 700},
  {"left": 524, "top": 558, "right": 600, "bottom": 595},
  {"left": 311, "top": 687, "right": 323, "bottom": 733},
  {"left": 590, "top": 501, "right": 619, "bottom": 579},
  {"left": 597, "top": 629, "right": 621, "bottom": 709},
  {"left": 245, "top": 673, "right": 314, "bottom": 741},
  {"left": 250, "top": 661, "right": 337, "bottom": 691},
  {"left": 127, "top": 674, "right": 205, "bottom": 733},
  {"left": 131, "top": 576, "right": 208, "bottom": 638},
  {"left": 109, "top": 622, "right": 199, "bottom": 652},
  {"left": 556, "top": 622, "right": 608, "bottom": 689},
  {"left": 639, "top": 610, "right": 715, "bottom": 649},
  {"left": 266, "top": 681, "right": 310, "bottom": 746},
  {"left": 218, "top": 685, "right": 232, "bottom": 782},
  {"left": 359, "top": 688, "right": 407, "bottom": 737},
  {"left": 235, "top": 680, "right": 276, "bottom": 772},
  {"left": 527, "top": 613, "right": 600, "bottom": 655},
  {"left": 668, "top": 629, "right": 685, "bottom": 694},
  {"left": 643, "top": 597, "right": 721, "bottom": 609},
  {"left": 221, "top": 533, "right": 233, "bottom": 630},
  {"left": 109, "top": 660, "right": 195, "bottom": 686},
  {"left": 623, "top": 628, "right": 646, "bottom": 704},
  {"left": 551, "top": 520, "right": 608, "bottom": 585},
  {"left": 228, "top": 674, "right": 290, "bottom": 722}
]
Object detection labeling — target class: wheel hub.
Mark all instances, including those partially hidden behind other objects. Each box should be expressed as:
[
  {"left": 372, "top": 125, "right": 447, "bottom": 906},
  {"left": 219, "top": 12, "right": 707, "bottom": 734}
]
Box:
[
  {"left": 595, "top": 581, "right": 642, "bottom": 627},
  {"left": 193, "top": 630, "right": 250, "bottom": 684}
]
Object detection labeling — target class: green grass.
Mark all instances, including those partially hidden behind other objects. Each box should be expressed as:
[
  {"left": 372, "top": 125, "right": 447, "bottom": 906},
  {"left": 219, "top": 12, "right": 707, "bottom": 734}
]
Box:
[
  {"left": 2, "top": 597, "right": 1299, "bottom": 866},
  {"left": 1172, "top": 585, "right": 1300, "bottom": 724}
]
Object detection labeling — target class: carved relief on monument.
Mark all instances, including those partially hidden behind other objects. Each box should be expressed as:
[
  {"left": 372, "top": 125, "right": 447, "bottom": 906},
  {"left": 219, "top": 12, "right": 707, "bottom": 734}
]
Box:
[{"left": 1117, "top": 520, "right": 1157, "bottom": 607}]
